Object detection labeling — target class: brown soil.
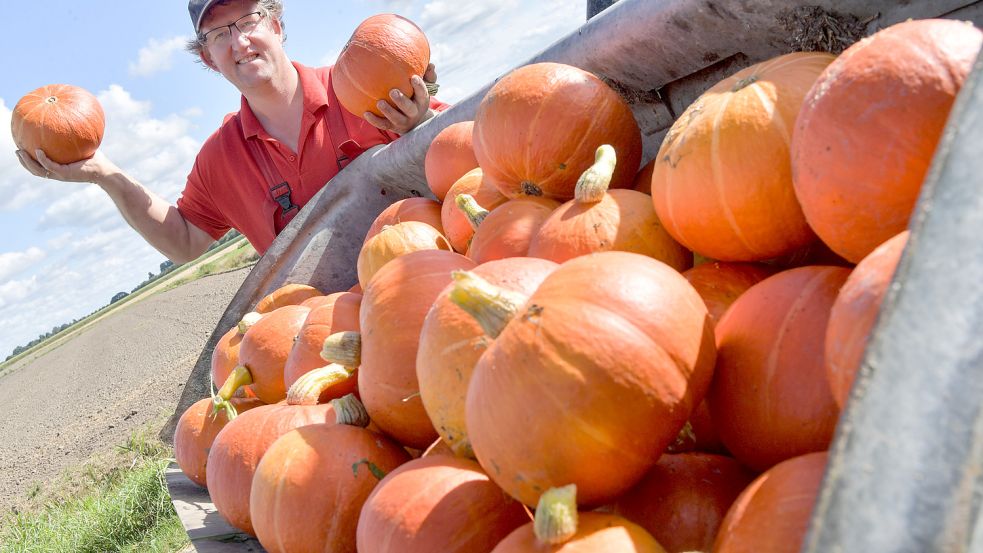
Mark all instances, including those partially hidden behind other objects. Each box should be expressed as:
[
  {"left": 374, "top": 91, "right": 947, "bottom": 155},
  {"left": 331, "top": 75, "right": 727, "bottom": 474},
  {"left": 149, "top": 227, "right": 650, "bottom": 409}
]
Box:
[{"left": 0, "top": 267, "right": 250, "bottom": 513}]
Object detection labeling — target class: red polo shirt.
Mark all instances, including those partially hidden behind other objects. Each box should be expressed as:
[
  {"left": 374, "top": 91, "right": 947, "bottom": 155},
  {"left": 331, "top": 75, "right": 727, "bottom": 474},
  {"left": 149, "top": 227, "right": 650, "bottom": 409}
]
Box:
[{"left": 177, "top": 61, "right": 447, "bottom": 254}]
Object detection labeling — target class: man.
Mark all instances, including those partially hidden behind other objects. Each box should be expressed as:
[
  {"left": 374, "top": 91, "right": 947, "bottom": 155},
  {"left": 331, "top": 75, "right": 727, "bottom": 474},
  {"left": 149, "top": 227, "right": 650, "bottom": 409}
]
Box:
[{"left": 14, "top": 0, "right": 443, "bottom": 261}]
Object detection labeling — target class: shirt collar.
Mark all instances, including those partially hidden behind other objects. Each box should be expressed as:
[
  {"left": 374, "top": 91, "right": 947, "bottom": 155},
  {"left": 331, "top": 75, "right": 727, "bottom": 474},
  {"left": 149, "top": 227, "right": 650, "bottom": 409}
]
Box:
[{"left": 238, "top": 61, "right": 329, "bottom": 140}]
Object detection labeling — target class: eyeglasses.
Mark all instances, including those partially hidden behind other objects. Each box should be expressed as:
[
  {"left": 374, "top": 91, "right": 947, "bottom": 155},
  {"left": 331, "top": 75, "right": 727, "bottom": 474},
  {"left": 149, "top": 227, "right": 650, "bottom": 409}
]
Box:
[{"left": 201, "top": 11, "right": 266, "bottom": 47}]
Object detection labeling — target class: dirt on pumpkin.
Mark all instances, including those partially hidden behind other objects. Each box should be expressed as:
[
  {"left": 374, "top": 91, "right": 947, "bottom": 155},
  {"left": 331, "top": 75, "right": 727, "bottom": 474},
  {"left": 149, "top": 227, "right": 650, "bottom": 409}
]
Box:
[{"left": 0, "top": 267, "right": 249, "bottom": 514}]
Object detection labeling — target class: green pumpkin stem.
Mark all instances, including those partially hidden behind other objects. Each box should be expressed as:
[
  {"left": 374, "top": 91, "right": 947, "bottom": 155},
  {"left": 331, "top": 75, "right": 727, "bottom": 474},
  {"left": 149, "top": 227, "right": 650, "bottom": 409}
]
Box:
[
  {"left": 321, "top": 331, "right": 362, "bottom": 367},
  {"left": 286, "top": 364, "right": 354, "bottom": 405},
  {"left": 456, "top": 193, "right": 490, "bottom": 231},
  {"left": 448, "top": 270, "right": 528, "bottom": 339},
  {"left": 534, "top": 484, "right": 579, "bottom": 545},
  {"left": 212, "top": 365, "right": 253, "bottom": 420},
  {"left": 574, "top": 144, "right": 617, "bottom": 203},
  {"left": 237, "top": 312, "right": 262, "bottom": 335},
  {"left": 331, "top": 393, "right": 371, "bottom": 427}
]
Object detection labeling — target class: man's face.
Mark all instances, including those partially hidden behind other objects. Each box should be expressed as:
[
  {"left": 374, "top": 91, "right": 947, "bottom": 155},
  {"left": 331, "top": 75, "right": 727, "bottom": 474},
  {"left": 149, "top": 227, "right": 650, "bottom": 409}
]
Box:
[{"left": 199, "top": 0, "right": 284, "bottom": 91}]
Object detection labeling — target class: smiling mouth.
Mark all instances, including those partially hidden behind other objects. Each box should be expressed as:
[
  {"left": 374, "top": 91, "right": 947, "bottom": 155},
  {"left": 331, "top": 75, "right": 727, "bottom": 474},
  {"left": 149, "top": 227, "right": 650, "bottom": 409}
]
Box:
[{"left": 237, "top": 54, "right": 260, "bottom": 65}]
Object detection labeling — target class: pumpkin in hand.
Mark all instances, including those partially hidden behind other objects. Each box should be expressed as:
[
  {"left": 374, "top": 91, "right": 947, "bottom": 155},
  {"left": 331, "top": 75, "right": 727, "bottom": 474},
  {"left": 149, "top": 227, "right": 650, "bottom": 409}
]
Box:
[{"left": 12, "top": 84, "right": 105, "bottom": 164}]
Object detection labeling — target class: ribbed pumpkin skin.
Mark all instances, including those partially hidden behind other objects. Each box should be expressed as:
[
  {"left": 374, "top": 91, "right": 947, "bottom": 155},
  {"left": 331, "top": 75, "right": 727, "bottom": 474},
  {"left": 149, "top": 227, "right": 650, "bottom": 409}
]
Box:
[
  {"left": 417, "top": 257, "right": 558, "bottom": 458},
  {"left": 467, "top": 198, "right": 559, "bottom": 264},
  {"left": 713, "top": 451, "right": 828, "bottom": 553},
  {"left": 529, "top": 189, "right": 692, "bottom": 270},
  {"left": 358, "top": 221, "right": 453, "bottom": 289},
  {"left": 11, "top": 84, "right": 105, "bottom": 164},
  {"left": 607, "top": 453, "right": 755, "bottom": 553},
  {"left": 442, "top": 168, "right": 509, "bottom": 253},
  {"left": 332, "top": 14, "right": 430, "bottom": 118},
  {"left": 792, "top": 20, "right": 981, "bottom": 263},
  {"left": 357, "top": 456, "right": 529, "bottom": 553},
  {"left": 360, "top": 250, "right": 477, "bottom": 448},
  {"left": 708, "top": 266, "right": 847, "bottom": 472},
  {"left": 473, "top": 62, "right": 642, "bottom": 201},
  {"left": 282, "top": 292, "right": 362, "bottom": 392},
  {"left": 425, "top": 121, "right": 479, "bottom": 201},
  {"left": 683, "top": 262, "right": 775, "bottom": 324},
  {"left": 492, "top": 512, "right": 665, "bottom": 552},
  {"left": 205, "top": 402, "right": 339, "bottom": 536},
  {"left": 251, "top": 424, "right": 410, "bottom": 553},
  {"left": 173, "top": 397, "right": 265, "bottom": 488},
  {"left": 253, "top": 283, "right": 322, "bottom": 313},
  {"left": 650, "top": 52, "right": 835, "bottom": 261},
  {"left": 238, "top": 305, "right": 310, "bottom": 403},
  {"left": 825, "top": 231, "right": 908, "bottom": 407},
  {"left": 365, "top": 198, "right": 444, "bottom": 242},
  {"left": 468, "top": 252, "right": 717, "bottom": 507}
]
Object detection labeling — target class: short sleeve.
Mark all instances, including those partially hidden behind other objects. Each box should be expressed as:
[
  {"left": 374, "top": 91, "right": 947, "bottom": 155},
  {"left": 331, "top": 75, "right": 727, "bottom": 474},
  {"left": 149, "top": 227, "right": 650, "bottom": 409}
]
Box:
[{"left": 176, "top": 157, "right": 232, "bottom": 241}]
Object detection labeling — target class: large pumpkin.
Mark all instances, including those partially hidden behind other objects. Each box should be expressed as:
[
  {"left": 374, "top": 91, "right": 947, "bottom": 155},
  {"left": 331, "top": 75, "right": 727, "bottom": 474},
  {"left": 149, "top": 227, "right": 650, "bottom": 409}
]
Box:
[
  {"left": 467, "top": 251, "right": 716, "bottom": 507},
  {"left": 282, "top": 291, "right": 362, "bottom": 392},
  {"left": 360, "top": 249, "right": 477, "bottom": 448},
  {"left": 473, "top": 62, "right": 642, "bottom": 201},
  {"left": 364, "top": 197, "right": 444, "bottom": 242},
  {"left": 442, "top": 168, "right": 508, "bottom": 253},
  {"left": 356, "top": 456, "right": 529, "bottom": 553},
  {"left": 606, "top": 452, "right": 755, "bottom": 553},
  {"left": 357, "top": 221, "right": 452, "bottom": 289},
  {"left": 173, "top": 396, "right": 264, "bottom": 488},
  {"left": 417, "top": 257, "right": 558, "bottom": 458},
  {"left": 11, "top": 84, "right": 105, "bottom": 164},
  {"left": 332, "top": 14, "right": 430, "bottom": 118},
  {"left": 825, "top": 231, "right": 908, "bottom": 407},
  {"left": 253, "top": 283, "right": 322, "bottom": 313},
  {"left": 713, "top": 451, "right": 828, "bottom": 553},
  {"left": 649, "top": 52, "right": 835, "bottom": 261},
  {"left": 792, "top": 20, "right": 982, "bottom": 263},
  {"left": 425, "top": 121, "right": 479, "bottom": 201},
  {"left": 708, "top": 266, "right": 847, "bottom": 472}
]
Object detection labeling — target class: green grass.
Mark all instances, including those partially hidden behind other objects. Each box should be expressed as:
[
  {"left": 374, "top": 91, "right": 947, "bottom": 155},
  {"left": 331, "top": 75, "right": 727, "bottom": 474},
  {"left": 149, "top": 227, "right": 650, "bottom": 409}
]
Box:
[
  {"left": 0, "top": 427, "right": 190, "bottom": 553},
  {"left": 162, "top": 239, "right": 259, "bottom": 292}
]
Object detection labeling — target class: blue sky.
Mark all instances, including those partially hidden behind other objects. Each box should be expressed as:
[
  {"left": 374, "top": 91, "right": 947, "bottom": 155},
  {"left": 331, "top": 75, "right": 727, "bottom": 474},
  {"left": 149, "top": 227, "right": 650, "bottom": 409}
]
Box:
[{"left": 0, "top": 0, "right": 587, "bottom": 358}]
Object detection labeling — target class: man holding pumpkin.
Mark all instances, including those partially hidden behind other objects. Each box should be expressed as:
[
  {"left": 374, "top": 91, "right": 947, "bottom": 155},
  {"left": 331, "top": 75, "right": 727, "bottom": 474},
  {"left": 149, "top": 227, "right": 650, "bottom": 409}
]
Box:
[{"left": 14, "top": 0, "right": 444, "bottom": 262}]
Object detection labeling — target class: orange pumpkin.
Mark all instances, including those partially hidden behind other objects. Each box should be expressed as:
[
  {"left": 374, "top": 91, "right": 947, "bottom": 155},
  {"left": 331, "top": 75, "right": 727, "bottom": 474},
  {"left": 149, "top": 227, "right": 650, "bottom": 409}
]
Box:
[
  {"left": 332, "top": 14, "right": 430, "bottom": 118},
  {"left": 357, "top": 456, "right": 529, "bottom": 553},
  {"left": 251, "top": 409, "right": 411, "bottom": 553},
  {"left": 650, "top": 52, "right": 835, "bottom": 261},
  {"left": 11, "top": 84, "right": 105, "bottom": 164},
  {"left": 253, "top": 283, "right": 322, "bottom": 313},
  {"left": 283, "top": 291, "right": 362, "bottom": 392},
  {"left": 682, "top": 262, "right": 775, "bottom": 324},
  {"left": 467, "top": 252, "right": 716, "bottom": 507},
  {"left": 606, "top": 453, "right": 755, "bottom": 553},
  {"left": 529, "top": 145, "right": 691, "bottom": 269},
  {"left": 358, "top": 221, "right": 452, "bottom": 289},
  {"left": 633, "top": 158, "right": 655, "bottom": 195},
  {"left": 173, "top": 396, "right": 265, "bottom": 488},
  {"left": 792, "top": 20, "right": 981, "bottom": 263},
  {"left": 425, "top": 121, "right": 479, "bottom": 201},
  {"left": 360, "top": 249, "right": 477, "bottom": 448},
  {"left": 417, "top": 257, "right": 558, "bottom": 458},
  {"left": 713, "top": 451, "right": 828, "bottom": 553},
  {"left": 365, "top": 197, "right": 444, "bottom": 242},
  {"left": 466, "top": 197, "right": 559, "bottom": 264},
  {"left": 708, "top": 266, "right": 847, "bottom": 472},
  {"left": 422, "top": 437, "right": 455, "bottom": 458},
  {"left": 442, "top": 168, "right": 508, "bottom": 253},
  {"left": 826, "top": 231, "right": 908, "bottom": 407}
]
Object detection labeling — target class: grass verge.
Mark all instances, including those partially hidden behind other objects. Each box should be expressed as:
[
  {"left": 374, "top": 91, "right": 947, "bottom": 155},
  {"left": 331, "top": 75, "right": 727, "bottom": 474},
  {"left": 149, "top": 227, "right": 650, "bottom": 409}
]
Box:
[{"left": 0, "top": 426, "right": 190, "bottom": 553}]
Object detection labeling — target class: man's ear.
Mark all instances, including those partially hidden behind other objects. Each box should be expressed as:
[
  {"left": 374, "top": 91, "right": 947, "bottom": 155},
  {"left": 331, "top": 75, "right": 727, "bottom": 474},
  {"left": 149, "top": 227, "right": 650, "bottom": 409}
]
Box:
[{"left": 200, "top": 47, "right": 219, "bottom": 72}]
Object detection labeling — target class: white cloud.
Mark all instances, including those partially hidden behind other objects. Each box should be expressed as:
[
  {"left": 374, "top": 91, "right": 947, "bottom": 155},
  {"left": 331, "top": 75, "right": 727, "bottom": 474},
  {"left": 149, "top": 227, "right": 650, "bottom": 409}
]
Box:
[
  {"left": 129, "top": 36, "right": 190, "bottom": 77},
  {"left": 0, "top": 247, "right": 45, "bottom": 283},
  {"left": 0, "top": 276, "right": 39, "bottom": 310}
]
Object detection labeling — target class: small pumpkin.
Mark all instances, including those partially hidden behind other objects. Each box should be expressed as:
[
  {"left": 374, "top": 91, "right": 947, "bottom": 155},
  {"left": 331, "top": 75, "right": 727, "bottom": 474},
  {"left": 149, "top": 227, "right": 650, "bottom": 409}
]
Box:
[
  {"left": 462, "top": 195, "right": 560, "bottom": 264},
  {"left": 210, "top": 313, "right": 262, "bottom": 397},
  {"left": 682, "top": 261, "right": 775, "bottom": 324},
  {"left": 425, "top": 121, "right": 479, "bottom": 201},
  {"left": 11, "top": 83, "right": 105, "bottom": 164},
  {"left": 364, "top": 197, "right": 444, "bottom": 242},
  {"left": 282, "top": 291, "right": 362, "bottom": 392},
  {"left": 357, "top": 221, "right": 452, "bottom": 289},
  {"left": 441, "top": 168, "right": 508, "bottom": 253},
  {"left": 173, "top": 396, "right": 264, "bottom": 488},
  {"left": 825, "top": 231, "right": 908, "bottom": 407},
  {"left": 253, "top": 283, "right": 322, "bottom": 313},
  {"left": 332, "top": 14, "right": 430, "bottom": 118},
  {"left": 633, "top": 158, "right": 655, "bottom": 195},
  {"left": 473, "top": 62, "right": 642, "bottom": 201}
]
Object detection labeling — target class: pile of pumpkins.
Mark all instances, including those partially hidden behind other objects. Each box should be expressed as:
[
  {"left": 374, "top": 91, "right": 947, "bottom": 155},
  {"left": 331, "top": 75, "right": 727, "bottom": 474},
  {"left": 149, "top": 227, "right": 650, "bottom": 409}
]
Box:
[{"left": 173, "top": 17, "right": 982, "bottom": 553}]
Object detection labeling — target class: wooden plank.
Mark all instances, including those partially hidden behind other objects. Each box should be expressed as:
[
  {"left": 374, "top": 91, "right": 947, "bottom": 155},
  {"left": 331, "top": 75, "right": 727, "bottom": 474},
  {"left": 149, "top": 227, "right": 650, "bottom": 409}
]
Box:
[{"left": 166, "top": 463, "right": 266, "bottom": 552}]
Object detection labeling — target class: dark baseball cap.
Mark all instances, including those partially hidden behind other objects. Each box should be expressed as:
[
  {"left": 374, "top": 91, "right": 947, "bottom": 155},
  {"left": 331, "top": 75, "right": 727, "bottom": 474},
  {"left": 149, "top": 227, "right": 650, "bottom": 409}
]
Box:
[{"left": 188, "top": 0, "right": 221, "bottom": 33}]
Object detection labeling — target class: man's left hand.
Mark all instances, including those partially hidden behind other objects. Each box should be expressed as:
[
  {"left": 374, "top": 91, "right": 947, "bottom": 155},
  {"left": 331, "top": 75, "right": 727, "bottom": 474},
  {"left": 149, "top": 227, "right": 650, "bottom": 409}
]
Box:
[{"left": 365, "top": 63, "right": 438, "bottom": 135}]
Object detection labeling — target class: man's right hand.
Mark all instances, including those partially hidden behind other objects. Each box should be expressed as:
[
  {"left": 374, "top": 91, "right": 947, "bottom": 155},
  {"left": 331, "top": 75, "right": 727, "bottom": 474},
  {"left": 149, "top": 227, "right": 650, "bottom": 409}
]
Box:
[{"left": 15, "top": 149, "right": 119, "bottom": 185}]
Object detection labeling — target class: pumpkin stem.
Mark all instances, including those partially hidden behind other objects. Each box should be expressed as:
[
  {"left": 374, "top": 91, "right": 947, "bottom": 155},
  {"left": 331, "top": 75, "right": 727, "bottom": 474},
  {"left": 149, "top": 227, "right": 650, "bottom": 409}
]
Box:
[
  {"left": 331, "top": 393, "right": 371, "bottom": 427},
  {"left": 667, "top": 421, "right": 697, "bottom": 453},
  {"left": 212, "top": 365, "right": 253, "bottom": 420},
  {"left": 456, "top": 193, "right": 489, "bottom": 231},
  {"left": 425, "top": 81, "right": 440, "bottom": 97},
  {"left": 321, "top": 331, "right": 362, "bottom": 367},
  {"left": 286, "top": 364, "right": 354, "bottom": 405},
  {"left": 534, "top": 484, "right": 579, "bottom": 545},
  {"left": 574, "top": 145, "right": 617, "bottom": 203},
  {"left": 237, "top": 312, "right": 262, "bottom": 335},
  {"left": 731, "top": 75, "right": 759, "bottom": 92},
  {"left": 448, "top": 270, "right": 528, "bottom": 339}
]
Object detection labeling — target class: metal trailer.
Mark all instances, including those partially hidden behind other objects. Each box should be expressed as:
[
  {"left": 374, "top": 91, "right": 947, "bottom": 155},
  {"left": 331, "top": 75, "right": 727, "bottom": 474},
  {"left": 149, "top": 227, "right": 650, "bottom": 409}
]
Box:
[{"left": 165, "top": 1, "right": 983, "bottom": 551}]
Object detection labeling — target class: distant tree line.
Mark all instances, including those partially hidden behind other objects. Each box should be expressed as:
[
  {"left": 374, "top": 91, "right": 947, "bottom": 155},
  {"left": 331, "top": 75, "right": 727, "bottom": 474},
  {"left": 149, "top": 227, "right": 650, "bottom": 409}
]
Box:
[{"left": 4, "top": 230, "right": 243, "bottom": 361}]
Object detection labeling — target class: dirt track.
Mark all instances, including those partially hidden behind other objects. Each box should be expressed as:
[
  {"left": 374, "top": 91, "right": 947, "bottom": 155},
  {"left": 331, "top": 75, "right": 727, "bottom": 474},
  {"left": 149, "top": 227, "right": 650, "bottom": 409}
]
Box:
[{"left": 0, "top": 267, "right": 250, "bottom": 513}]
